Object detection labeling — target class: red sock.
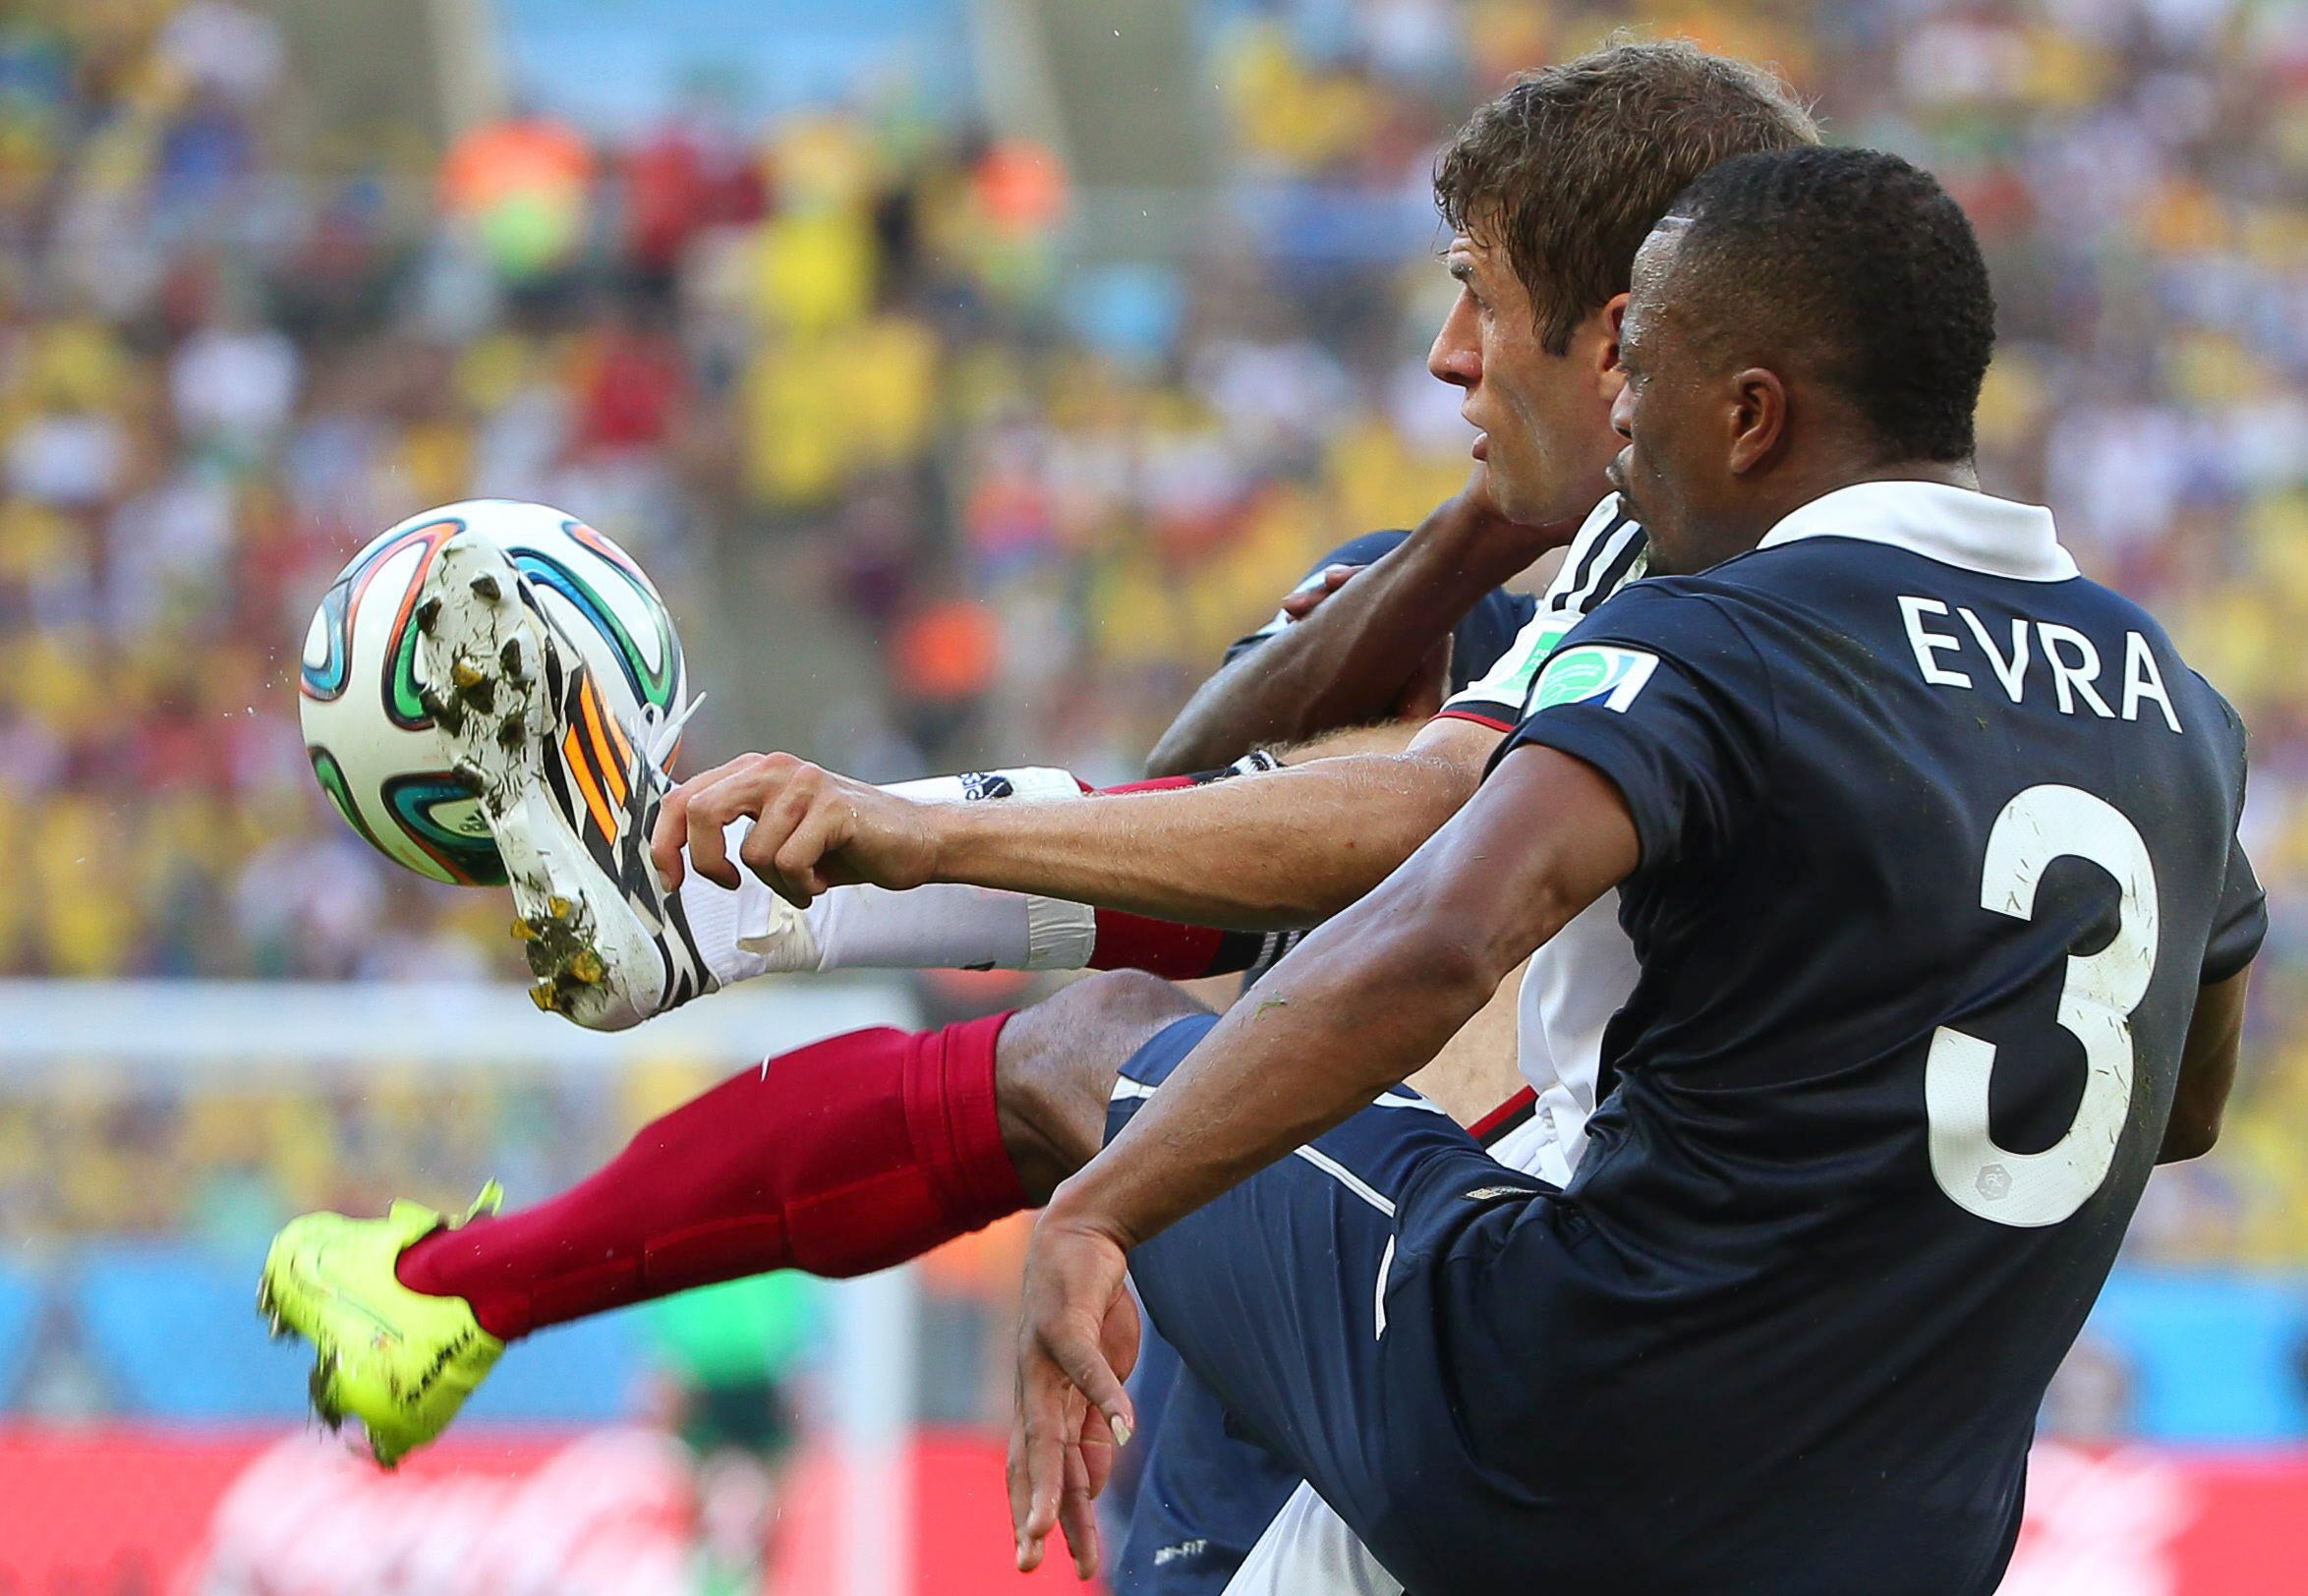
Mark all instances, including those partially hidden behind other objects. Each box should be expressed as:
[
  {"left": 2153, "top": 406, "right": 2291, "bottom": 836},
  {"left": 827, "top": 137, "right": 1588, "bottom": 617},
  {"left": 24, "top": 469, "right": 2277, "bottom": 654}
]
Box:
[
  {"left": 1094, "top": 775, "right": 1200, "bottom": 795},
  {"left": 397, "top": 1014, "right": 1022, "bottom": 1340},
  {"left": 1088, "top": 910, "right": 1267, "bottom": 979},
  {"left": 1082, "top": 766, "right": 1278, "bottom": 977}
]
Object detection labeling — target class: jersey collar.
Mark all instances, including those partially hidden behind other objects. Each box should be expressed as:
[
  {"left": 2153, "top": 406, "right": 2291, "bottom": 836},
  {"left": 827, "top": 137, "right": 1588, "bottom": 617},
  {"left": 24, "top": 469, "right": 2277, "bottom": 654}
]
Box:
[{"left": 1756, "top": 481, "right": 2078, "bottom": 583}]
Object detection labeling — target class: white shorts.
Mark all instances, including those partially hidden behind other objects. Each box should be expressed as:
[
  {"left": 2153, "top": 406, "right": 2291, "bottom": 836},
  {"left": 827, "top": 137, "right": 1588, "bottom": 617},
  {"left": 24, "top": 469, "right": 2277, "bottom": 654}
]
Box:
[{"left": 1222, "top": 1480, "right": 1403, "bottom": 1596}]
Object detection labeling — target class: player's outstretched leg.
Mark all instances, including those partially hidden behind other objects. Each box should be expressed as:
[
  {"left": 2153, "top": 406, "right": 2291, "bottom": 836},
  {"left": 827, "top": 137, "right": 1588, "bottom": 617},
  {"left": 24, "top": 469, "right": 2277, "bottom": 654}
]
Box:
[
  {"left": 256, "top": 1183, "right": 507, "bottom": 1468},
  {"left": 412, "top": 529, "right": 1248, "bottom": 1030},
  {"left": 257, "top": 971, "right": 1204, "bottom": 1466}
]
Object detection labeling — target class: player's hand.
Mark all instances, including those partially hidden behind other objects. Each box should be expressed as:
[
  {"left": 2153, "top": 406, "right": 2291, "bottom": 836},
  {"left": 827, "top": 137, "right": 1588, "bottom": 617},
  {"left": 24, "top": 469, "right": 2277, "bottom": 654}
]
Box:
[
  {"left": 1276, "top": 563, "right": 1452, "bottom": 719},
  {"left": 1277, "top": 562, "right": 1361, "bottom": 623},
  {"left": 653, "top": 752, "right": 943, "bottom": 907},
  {"left": 1009, "top": 1204, "right": 1140, "bottom": 1578}
]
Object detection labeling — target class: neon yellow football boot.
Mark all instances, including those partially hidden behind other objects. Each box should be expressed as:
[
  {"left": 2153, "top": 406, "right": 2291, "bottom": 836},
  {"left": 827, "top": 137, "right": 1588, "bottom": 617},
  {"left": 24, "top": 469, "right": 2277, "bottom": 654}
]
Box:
[{"left": 257, "top": 1182, "right": 506, "bottom": 1467}]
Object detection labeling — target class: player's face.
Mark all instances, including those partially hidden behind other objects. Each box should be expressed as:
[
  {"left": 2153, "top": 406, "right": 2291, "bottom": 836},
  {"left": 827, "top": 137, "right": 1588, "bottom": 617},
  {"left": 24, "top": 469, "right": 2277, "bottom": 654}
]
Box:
[
  {"left": 1606, "top": 227, "right": 1744, "bottom": 577},
  {"left": 1428, "top": 231, "right": 1623, "bottom": 532}
]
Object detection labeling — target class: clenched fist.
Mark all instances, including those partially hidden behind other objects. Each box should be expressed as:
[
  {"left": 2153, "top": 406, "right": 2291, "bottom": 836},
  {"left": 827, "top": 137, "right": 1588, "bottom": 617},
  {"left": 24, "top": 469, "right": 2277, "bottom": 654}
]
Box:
[{"left": 651, "top": 752, "right": 946, "bottom": 907}]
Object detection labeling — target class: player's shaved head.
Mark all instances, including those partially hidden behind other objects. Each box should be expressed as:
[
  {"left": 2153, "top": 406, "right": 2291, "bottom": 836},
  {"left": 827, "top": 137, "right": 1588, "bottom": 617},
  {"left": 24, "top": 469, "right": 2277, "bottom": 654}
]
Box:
[
  {"left": 1660, "top": 146, "right": 1996, "bottom": 465},
  {"left": 1434, "top": 39, "right": 1819, "bottom": 353}
]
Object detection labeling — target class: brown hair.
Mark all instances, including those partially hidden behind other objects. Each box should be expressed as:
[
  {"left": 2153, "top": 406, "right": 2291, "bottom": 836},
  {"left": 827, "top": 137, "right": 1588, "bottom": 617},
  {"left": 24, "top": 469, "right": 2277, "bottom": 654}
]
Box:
[{"left": 1434, "top": 38, "right": 1819, "bottom": 354}]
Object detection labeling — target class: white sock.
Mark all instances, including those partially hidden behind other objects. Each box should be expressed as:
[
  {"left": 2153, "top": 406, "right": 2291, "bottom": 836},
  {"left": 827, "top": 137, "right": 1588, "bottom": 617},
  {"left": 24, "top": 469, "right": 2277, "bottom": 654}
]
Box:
[
  {"left": 794, "top": 881, "right": 1096, "bottom": 972},
  {"left": 672, "top": 767, "right": 1098, "bottom": 982},
  {"left": 877, "top": 766, "right": 1086, "bottom": 805}
]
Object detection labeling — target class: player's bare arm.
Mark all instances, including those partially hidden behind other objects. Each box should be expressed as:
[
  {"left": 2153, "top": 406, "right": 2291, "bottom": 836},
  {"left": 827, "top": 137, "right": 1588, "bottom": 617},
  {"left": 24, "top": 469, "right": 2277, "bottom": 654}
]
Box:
[
  {"left": 1261, "top": 717, "right": 1462, "bottom": 765},
  {"left": 653, "top": 712, "right": 1507, "bottom": 927},
  {"left": 1006, "top": 744, "right": 1638, "bottom": 1566},
  {"left": 2160, "top": 967, "right": 2250, "bottom": 1164},
  {"left": 1145, "top": 471, "right": 1562, "bottom": 776}
]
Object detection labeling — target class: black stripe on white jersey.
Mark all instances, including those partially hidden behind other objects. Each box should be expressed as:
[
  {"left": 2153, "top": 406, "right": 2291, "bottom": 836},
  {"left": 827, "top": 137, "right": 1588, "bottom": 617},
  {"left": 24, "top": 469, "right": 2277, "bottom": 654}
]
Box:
[
  {"left": 1577, "top": 522, "right": 1648, "bottom": 616},
  {"left": 1554, "top": 511, "right": 1643, "bottom": 617}
]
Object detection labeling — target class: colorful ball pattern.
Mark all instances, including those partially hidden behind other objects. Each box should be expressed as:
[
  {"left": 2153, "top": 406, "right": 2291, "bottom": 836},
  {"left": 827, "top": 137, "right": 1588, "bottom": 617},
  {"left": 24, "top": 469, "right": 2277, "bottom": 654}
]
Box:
[{"left": 298, "top": 500, "right": 685, "bottom": 884}]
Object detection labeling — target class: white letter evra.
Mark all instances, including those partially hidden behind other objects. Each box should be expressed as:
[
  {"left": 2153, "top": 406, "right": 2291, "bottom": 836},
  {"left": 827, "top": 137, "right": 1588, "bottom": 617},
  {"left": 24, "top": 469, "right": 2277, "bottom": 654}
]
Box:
[
  {"left": 2121, "top": 631, "right": 2182, "bottom": 733},
  {"left": 1899, "top": 597, "right": 1972, "bottom": 689}
]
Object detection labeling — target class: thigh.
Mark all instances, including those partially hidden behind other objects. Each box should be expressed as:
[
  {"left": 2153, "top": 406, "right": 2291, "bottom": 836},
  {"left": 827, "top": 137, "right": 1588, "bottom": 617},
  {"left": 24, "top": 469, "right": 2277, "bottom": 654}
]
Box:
[{"left": 1106, "top": 1016, "right": 1503, "bottom": 1548}]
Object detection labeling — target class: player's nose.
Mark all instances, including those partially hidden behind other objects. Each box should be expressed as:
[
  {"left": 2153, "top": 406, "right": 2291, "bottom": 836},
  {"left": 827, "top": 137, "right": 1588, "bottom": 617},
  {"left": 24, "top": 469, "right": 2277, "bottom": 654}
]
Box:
[
  {"left": 1610, "top": 379, "right": 1635, "bottom": 440},
  {"left": 1427, "top": 297, "right": 1480, "bottom": 390}
]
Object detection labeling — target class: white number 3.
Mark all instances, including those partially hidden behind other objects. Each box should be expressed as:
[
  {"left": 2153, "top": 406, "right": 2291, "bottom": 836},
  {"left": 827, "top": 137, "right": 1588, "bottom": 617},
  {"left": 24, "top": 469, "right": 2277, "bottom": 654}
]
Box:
[{"left": 1927, "top": 784, "right": 2160, "bottom": 1227}]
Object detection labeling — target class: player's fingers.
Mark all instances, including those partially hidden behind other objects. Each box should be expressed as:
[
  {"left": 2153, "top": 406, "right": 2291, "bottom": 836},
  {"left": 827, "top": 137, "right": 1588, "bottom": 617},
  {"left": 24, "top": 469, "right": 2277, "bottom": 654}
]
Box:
[
  {"left": 1004, "top": 1402, "right": 1035, "bottom": 1568},
  {"left": 1278, "top": 567, "right": 1349, "bottom": 618},
  {"left": 1008, "top": 1367, "right": 1068, "bottom": 1571},
  {"left": 653, "top": 767, "right": 729, "bottom": 890},
  {"left": 709, "top": 752, "right": 826, "bottom": 892},
  {"left": 652, "top": 783, "right": 689, "bottom": 890},
  {"left": 1278, "top": 564, "right": 1361, "bottom": 619},
  {"left": 659, "top": 757, "right": 765, "bottom": 886},
  {"left": 1076, "top": 1400, "right": 1118, "bottom": 1503},
  {"left": 762, "top": 803, "right": 845, "bottom": 909},
  {"left": 679, "top": 771, "right": 756, "bottom": 890},
  {"left": 743, "top": 755, "right": 821, "bottom": 852},
  {"left": 1103, "top": 1284, "right": 1143, "bottom": 1391},
  {"left": 736, "top": 817, "right": 797, "bottom": 905},
  {"left": 1051, "top": 1324, "right": 1136, "bottom": 1451},
  {"left": 1058, "top": 1436, "right": 1103, "bottom": 1580}
]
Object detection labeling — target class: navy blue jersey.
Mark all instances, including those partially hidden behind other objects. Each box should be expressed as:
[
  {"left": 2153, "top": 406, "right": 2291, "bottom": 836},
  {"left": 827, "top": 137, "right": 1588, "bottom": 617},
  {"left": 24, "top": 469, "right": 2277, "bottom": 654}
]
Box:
[
  {"left": 1226, "top": 530, "right": 1538, "bottom": 696},
  {"left": 1489, "top": 483, "right": 2266, "bottom": 1590}
]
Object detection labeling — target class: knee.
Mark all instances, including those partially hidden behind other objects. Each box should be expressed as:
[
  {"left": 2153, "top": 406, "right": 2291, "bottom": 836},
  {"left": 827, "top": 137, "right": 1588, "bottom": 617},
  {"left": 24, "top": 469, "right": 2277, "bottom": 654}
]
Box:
[
  {"left": 1053, "top": 967, "right": 1212, "bottom": 1037},
  {"left": 995, "top": 972, "right": 1210, "bottom": 1201}
]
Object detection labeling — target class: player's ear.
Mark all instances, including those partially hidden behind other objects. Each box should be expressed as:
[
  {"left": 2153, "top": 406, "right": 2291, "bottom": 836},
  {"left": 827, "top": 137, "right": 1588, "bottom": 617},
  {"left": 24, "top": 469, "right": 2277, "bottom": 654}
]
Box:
[
  {"left": 1592, "top": 294, "right": 1631, "bottom": 402},
  {"left": 1726, "top": 368, "right": 1789, "bottom": 476}
]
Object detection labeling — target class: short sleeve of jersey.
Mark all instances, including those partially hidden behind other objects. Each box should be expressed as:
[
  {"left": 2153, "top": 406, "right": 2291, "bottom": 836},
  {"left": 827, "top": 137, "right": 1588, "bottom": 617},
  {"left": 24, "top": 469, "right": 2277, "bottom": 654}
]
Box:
[
  {"left": 2204, "top": 834, "right": 2266, "bottom": 984},
  {"left": 2199, "top": 691, "right": 2268, "bottom": 985},
  {"left": 1440, "top": 496, "right": 1645, "bottom": 729},
  {"left": 1437, "top": 606, "right": 1571, "bottom": 731},
  {"left": 1224, "top": 529, "right": 1539, "bottom": 697},
  {"left": 1491, "top": 584, "right": 1776, "bottom": 875}
]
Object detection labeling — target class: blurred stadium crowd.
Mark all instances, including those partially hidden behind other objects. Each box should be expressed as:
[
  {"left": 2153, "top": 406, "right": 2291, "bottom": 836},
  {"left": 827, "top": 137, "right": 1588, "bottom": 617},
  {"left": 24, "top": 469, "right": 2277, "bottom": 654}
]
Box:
[{"left": 0, "top": 0, "right": 2304, "bottom": 1440}]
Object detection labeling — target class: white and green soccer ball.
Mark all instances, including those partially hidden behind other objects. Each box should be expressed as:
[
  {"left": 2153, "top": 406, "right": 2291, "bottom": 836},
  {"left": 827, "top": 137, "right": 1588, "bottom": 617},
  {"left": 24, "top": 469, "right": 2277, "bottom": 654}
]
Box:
[{"left": 298, "top": 499, "right": 686, "bottom": 884}]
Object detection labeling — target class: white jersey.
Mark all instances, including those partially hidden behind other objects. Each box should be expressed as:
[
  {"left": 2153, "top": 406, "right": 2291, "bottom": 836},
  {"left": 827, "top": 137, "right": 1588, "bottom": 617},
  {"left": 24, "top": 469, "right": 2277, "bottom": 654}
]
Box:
[
  {"left": 1438, "top": 494, "right": 1646, "bottom": 1185},
  {"left": 1490, "top": 889, "right": 1641, "bottom": 1185},
  {"left": 1222, "top": 496, "right": 1649, "bottom": 1596}
]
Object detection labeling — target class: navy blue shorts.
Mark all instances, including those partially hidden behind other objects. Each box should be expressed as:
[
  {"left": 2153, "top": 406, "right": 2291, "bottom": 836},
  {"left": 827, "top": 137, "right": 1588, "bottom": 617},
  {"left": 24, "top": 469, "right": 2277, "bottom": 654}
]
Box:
[
  {"left": 1105, "top": 1013, "right": 1563, "bottom": 1594},
  {"left": 1109, "top": 1319, "right": 1301, "bottom": 1594}
]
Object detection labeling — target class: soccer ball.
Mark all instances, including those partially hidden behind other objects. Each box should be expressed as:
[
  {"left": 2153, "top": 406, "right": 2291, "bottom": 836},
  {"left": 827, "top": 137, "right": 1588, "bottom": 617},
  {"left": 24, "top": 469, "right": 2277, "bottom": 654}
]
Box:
[{"left": 298, "top": 500, "right": 687, "bottom": 884}]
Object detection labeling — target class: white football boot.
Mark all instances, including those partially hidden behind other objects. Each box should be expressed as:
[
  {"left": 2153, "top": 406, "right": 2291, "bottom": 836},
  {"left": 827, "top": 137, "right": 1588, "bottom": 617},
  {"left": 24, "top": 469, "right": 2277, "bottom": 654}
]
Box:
[{"left": 410, "top": 532, "right": 804, "bottom": 1029}]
